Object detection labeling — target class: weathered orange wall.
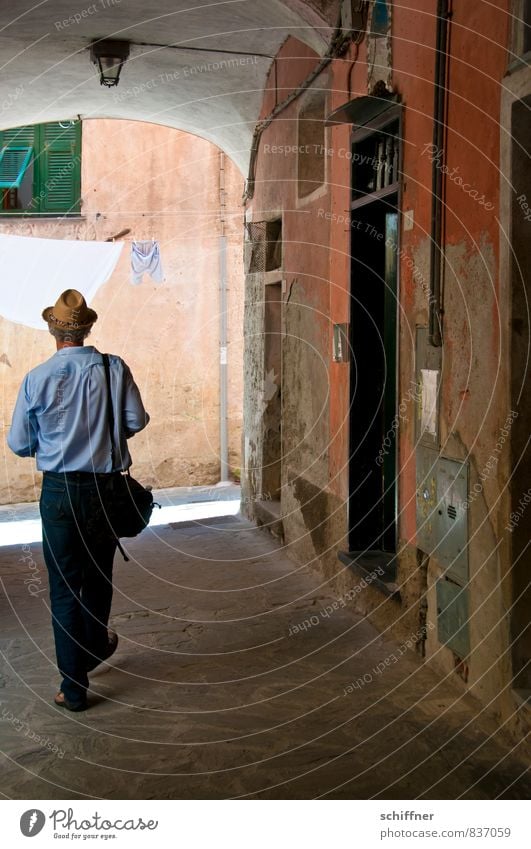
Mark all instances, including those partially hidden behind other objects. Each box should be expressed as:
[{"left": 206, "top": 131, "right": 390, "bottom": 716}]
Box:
[
  {"left": 0, "top": 120, "right": 244, "bottom": 503},
  {"left": 251, "top": 38, "right": 333, "bottom": 517},
  {"left": 324, "top": 0, "right": 509, "bottom": 545},
  {"left": 244, "top": 0, "right": 517, "bottom": 725}
]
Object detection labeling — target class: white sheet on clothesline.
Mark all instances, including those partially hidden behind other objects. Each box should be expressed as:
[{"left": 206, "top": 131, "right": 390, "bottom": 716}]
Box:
[{"left": 0, "top": 233, "right": 123, "bottom": 330}]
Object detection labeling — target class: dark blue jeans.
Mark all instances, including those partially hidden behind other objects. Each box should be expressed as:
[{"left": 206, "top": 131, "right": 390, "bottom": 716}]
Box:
[{"left": 40, "top": 472, "right": 117, "bottom": 705}]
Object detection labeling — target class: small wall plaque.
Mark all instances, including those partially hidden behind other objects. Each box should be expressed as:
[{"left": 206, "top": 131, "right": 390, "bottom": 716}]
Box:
[{"left": 333, "top": 323, "right": 350, "bottom": 362}]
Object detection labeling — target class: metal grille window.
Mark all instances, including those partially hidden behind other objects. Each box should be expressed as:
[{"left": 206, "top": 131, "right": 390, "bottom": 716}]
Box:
[
  {"left": 351, "top": 119, "right": 399, "bottom": 200},
  {"left": 246, "top": 219, "right": 282, "bottom": 273},
  {"left": 246, "top": 221, "right": 267, "bottom": 273},
  {"left": 0, "top": 121, "right": 81, "bottom": 215}
]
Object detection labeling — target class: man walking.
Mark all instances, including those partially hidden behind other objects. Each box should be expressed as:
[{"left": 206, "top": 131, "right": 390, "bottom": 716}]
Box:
[{"left": 7, "top": 289, "right": 149, "bottom": 711}]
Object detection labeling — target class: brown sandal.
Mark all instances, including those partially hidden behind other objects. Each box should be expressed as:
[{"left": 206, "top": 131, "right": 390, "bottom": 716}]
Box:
[{"left": 54, "top": 691, "right": 87, "bottom": 712}]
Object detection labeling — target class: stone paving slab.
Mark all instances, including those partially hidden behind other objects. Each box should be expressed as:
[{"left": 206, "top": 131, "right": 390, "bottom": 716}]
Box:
[{"left": 0, "top": 515, "right": 529, "bottom": 799}]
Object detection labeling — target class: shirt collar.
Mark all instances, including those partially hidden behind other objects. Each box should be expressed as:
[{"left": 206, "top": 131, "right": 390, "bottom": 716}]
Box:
[{"left": 55, "top": 346, "right": 100, "bottom": 356}]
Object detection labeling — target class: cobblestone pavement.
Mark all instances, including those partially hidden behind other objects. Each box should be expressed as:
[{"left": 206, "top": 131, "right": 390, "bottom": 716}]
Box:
[{"left": 1, "top": 512, "right": 529, "bottom": 799}]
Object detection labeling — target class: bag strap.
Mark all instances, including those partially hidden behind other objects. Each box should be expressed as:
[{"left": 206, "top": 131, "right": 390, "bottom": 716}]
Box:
[
  {"left": 102, "top": 353, "right": 116, "bottom": 472},
  {"left": 101, "top": 353, "right": 130, "bottom": 562}
]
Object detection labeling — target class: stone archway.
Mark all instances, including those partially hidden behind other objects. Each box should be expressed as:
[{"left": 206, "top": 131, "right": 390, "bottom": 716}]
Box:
[{"left": 0, "top": 0, "right": 337, "bottom": 171}]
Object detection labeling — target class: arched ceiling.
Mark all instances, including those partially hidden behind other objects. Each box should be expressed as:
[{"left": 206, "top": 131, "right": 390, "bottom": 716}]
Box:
[{"left": 0, "top": 0, "right": 339, "bottom": 172}]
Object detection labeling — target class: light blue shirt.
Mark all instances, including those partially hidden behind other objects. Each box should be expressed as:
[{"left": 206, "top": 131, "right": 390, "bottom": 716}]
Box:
[{"left": 7, "top": 346, "right": 149, "bottom": 473}]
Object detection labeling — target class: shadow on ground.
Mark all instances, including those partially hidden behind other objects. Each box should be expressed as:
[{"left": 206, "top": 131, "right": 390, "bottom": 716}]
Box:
[{"left": 1, "top": 515, "right": 529, "bottom": 799}]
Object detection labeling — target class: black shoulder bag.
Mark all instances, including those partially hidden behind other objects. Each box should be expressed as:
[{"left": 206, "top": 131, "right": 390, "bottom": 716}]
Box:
[{"left": 100, "top": 353, "right": 160, "bottom": 561}]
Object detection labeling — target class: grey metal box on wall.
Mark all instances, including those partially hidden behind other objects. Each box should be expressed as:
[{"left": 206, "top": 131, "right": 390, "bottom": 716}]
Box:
[
  {"left": 436, "top": 578, "right": 470, "bottom": 658},
  {"left": 416, "top": 448, "right": 469, "bottom": 586}
]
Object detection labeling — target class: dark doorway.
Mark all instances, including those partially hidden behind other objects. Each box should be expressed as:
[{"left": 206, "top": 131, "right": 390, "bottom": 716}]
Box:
[{"left": 348, "top": 197, "right": 398, "bottom": 553}]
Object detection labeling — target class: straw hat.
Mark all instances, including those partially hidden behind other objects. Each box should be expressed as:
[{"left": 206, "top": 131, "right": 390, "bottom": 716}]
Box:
[{"left": 42, "top": 289, "right": 97, "bottom": 330}]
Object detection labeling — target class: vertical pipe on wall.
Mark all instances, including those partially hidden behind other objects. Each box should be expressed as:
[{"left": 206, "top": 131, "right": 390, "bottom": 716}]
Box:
[
  {"left": 219, "top": 151, "right": 230, "bottom": 483},
  {"left": 429, "top": 0, "right": 450, "bottom": 347}
]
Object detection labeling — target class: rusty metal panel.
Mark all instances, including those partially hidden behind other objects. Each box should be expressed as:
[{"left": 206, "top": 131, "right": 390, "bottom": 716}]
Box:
[
  {"left": 416, "top": 449, "right": 468, "bottom": 585},
  {"left": 436, "top": 578, "right": 470, "bottom": 658}
]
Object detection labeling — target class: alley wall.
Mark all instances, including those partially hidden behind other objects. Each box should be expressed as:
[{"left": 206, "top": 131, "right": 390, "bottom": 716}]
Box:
[
  {"left": 242, "top": 0, "right": 525, "bottom": 739},
  {"left": 0, "top": 120, "right": 244, "bottom": 503}
]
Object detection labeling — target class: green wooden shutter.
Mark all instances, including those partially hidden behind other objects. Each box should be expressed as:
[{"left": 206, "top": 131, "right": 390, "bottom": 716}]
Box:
[
  {"left": 38, "top": 122, "right": 81, "bottom": 213},
  {"left": 0, "top": 125, "right": 36, "bottom": 147}
]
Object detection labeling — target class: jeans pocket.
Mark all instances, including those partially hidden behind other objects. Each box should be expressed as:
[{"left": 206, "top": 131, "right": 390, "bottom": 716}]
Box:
[{"left": 40, "top": 488, "right": 69, "bottom": 522}]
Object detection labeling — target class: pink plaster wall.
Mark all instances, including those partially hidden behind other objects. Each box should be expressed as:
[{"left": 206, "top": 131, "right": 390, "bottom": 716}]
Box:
[{"left": 0, "top": 120, "right": 244, "bottom": 503}]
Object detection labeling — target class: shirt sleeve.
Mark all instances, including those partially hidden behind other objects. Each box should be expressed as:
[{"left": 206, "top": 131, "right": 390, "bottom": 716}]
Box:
[
  {"left": 122, "top": 363, "right": 150, "bottom": 438},
  {"left": 7, "top": 374, "right": 38, "bottom": 457}
]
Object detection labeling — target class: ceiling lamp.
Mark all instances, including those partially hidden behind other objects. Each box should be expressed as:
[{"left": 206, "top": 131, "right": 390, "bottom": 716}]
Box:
[{"left": 90, "top": 40, "right": 130, "bottom": 87}]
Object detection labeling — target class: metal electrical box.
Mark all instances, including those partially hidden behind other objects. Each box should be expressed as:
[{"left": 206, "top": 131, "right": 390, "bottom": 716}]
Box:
[
  {"left": 416, "top": 450, "right": 469, "bottom": 585},
  {"left": 436, "top": 578, "right": 470, "bottom": 657},
  {"left": 414, "top": 327, "right": 469, "bottom": 657}
]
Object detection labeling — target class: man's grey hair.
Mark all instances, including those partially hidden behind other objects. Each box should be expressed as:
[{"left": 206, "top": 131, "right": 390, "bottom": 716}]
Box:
[{"left": 48, "top": 325, "right": 91, "bottom": 344}]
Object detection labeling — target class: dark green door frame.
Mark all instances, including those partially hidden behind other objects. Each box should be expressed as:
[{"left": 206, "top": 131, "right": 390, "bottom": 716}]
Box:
[{"left": 382, "top": 210, "right": 398, "bottom": 551}]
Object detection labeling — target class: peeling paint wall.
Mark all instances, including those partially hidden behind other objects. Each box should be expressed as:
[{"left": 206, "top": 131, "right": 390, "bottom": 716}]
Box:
[
  {"left": 242, "top": 264, "right": 265, "bottom": 501},
  {"left": 244, "top": 1, "right": 526, "bottom": 739},
  {"left": 498, "top": 7, "right": 531, "bottom": 723},
  {"left": 0, "top": 120, "right": 244, "bottom": 503}
]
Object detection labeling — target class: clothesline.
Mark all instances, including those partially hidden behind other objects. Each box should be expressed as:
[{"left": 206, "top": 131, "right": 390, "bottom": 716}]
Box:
[
  {"left": 0, "top": 233, "right": 123, "bottom": 330},
  {"left": 106, "top": 229, "right": 157, "bottom": 244}
]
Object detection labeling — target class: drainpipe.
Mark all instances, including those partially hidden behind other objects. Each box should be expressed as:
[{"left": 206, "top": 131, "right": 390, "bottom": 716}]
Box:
[
  {"left": 219, "top": 151, "right": 230, "bottom": 483},
  {"left": 429, "top": 0, "right": 451, "bottom": 347}
]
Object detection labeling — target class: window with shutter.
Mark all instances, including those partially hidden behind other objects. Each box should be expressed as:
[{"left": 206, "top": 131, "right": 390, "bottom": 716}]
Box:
[
  {"left": 0, "top": 147, "right": 33, "bottom": 189},
  {"left": 0, "top": 121, "right": 81, "bottom": 215},
  {"left": 39, "top": 121, "right": 81, "bottom": 213},
  {"left": 0, "top": 126, "right": 36, "bottom": 146}
]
